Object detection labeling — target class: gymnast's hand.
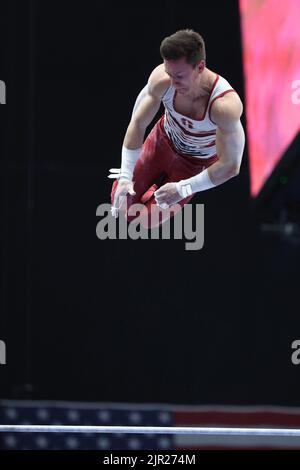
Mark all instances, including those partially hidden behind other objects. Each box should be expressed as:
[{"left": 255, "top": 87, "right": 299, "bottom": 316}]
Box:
[
  {"left": 154, "top": 182, "right": 182, "bottom": 209},
  {"left": 108, "top": 168, "right": 136, "bottom": 218}
]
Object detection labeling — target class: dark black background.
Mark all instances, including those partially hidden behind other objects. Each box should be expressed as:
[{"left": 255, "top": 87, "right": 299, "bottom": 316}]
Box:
[{"left": 1, "top": 0, "right": 300, "bottom": 406}]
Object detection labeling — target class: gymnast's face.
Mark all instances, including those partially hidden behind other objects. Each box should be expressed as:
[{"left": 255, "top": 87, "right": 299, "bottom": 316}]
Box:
[{"left": 164, "top": 58, "right": 204, "bottom": 94}]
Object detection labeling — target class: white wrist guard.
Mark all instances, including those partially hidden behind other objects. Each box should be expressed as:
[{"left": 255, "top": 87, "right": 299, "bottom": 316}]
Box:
[
  {"left": 176, "top": 168, "right": 216, "bottom": 198},
  {"left": 120, "top": 146, "right": 142, "bottom": 181}
]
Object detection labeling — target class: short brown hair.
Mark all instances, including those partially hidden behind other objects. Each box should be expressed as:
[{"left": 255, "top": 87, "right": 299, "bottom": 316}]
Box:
[{"left": 160, "top": 29, "right": 206, "bottom": 66}]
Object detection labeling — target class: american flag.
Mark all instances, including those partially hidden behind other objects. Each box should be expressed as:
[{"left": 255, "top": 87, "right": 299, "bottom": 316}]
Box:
[{"left": 1, "top": 400, "right": 300, "bottom": 450}]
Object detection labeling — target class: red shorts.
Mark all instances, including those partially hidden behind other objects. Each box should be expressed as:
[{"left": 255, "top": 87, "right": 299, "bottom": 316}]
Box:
[{"left": 111, "top": 116, "right": 218, "bottom": 228}]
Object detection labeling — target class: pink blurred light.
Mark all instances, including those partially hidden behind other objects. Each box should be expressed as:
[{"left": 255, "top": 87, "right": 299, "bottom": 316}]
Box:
[{"left": 239, "top": 0, "right": 300, "bottom": 196}]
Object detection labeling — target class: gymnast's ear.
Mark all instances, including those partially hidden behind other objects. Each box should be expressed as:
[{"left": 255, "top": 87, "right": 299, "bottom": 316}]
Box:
[{"left": 196, "top": 60, "right": 205, "bottom": 73}]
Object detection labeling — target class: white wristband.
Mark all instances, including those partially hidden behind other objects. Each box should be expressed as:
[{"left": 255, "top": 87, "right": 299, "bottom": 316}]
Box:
[
  {"left": 176, "top": 168, "right": 215, "bottom": 198},
  {"left": 120, "top": 146, "right": 142, "bottom": 181}
]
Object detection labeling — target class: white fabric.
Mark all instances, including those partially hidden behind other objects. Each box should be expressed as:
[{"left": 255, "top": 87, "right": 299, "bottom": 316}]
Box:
[
  {"left": 176, "top": 169, "right": 215, "bottom": 198},
  {"left": 162, "top": 74, "right": 235, "bottom": 158},
  {"left": 120, "top": 146, "right": 141, "bottom": 181},
  {"left": 107, "top": 147, "right": 141, "bottom": 182}
]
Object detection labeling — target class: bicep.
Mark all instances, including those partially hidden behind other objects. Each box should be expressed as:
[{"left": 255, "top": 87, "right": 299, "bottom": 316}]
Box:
[
  {"left": 216, "top": 120, "right": 245, "bottom": 166},
  {"left": 131, "top": 84, "right": 149, "bottom": 118},
  {"left": 130, "top": 86, "right": 162, "bottom": 130}
]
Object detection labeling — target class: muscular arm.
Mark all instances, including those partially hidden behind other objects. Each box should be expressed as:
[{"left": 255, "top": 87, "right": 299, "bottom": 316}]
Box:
[
  {"left": 171, "top": 93, "right": 245, "bottom": 202},
  {"left": 123, "top": 66, "right": 169, "bottom": 149},
  {"left": 207, "top": 93, "right": 245, "bottom": 184},
  {"left": 108, "top": 65, "right": 169, "bottom": 198}
]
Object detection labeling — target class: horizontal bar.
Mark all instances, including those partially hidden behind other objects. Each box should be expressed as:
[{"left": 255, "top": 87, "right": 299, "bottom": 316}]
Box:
[{"left": 1, "top": 425, "right": 300, "bottom": 436}]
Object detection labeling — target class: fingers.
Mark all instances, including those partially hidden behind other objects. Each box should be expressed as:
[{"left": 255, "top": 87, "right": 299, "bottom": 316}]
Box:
[
  {"left": 111, "top": 194, "right": 125, "bottom": 218},
  {"left": 154, "top": 187, "right": 169, "bottom": 209},
  {"left": 111, "top": 190, "right": 124, "bottom": 218},
  {"left": 111, "top": 181, "right": 136, "bottom": 218},
  {"left": 112, "top": 194, "right": 126, "bottom": 217},
  {"left": 154, "top": 185, "right": 167, "bottom": 199},
  {"left": 111, "top": 188, "right": 121, "bottom": 218},
  {"left": 111, "top": 206, "right": 119, "bottom": 217},
  {"left": 158, "top": 202, "right": 169, "bottom": 209},
  {"left": 154, "top": 183, "right": 182, "bottom": 209},
  {"left": 127, "top": 182, "right": 136, "bottom": 196}
]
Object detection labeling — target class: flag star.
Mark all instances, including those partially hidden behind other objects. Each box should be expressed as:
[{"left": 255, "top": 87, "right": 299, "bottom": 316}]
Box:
[
  {"left": 35, "top": 436, "right": 49, "bottom": 449},
  {"left": 5, "top": 408, "right": 18, "bottom": 420},
  {"left": 97, "top": 410, "right": 111, "bottom": 423},
  {"left": 4, "top": 435, "right": 17, "bottom": 448},
  {"left": 128, "top": 438, "right": 141, "bottom": 450},
  {"left": 128, "top": 412, "right": 142, "bottom": 424},
  {"left": 158, "top": 412, "right": 171, "bottom": 423},
  {"left": 97, "top": 437, "right": 110, "bottom": 449},
  {"left": 37, "top": 409, "right": 50, "bottom": 420},
  {"left": 67, "top": 410, "right": 80, "bottom": 422},
  {"left": 65, "top": 437, "right": 79, "bottom": 449},
  {"left": 158, "top": 437, "right": 171, "bottom": 449}
]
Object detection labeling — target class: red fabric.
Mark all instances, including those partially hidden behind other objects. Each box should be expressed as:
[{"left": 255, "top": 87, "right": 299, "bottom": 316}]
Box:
[{"left": 111, "top": 116, "right": 218, "bottom": 228}]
